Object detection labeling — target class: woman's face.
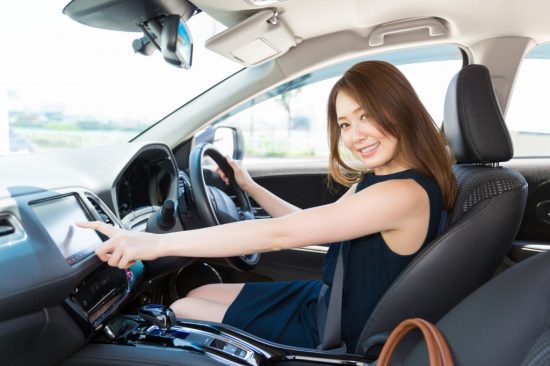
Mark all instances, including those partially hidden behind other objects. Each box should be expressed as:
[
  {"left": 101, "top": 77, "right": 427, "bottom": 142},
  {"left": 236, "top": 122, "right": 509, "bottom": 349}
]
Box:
[{"left": 335, "top": 91, "right": 406, "bottom": 175}]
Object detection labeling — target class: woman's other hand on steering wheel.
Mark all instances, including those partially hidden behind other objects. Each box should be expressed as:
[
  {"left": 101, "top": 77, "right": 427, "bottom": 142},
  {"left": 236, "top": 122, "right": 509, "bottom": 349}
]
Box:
[{"left": 216, "top": 156, "right": 255, "bottom": 193}]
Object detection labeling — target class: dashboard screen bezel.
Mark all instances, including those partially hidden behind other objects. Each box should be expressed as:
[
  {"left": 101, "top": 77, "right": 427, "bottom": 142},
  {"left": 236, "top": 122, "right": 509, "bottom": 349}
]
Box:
[{"left": 30, "top": 193, "right": 102, "bottom": 265}]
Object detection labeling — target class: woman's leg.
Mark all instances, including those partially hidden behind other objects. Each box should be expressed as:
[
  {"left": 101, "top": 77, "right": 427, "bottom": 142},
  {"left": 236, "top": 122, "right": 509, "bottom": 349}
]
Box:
[
  {"left": 186, "top": 283, "right": 245, "bottom": 305},
  {"left": 170, "top": 297, "right": 230, "bottom": 322},
  {"left": 170, "top": 283, "right": 245, "bottom": 322}
]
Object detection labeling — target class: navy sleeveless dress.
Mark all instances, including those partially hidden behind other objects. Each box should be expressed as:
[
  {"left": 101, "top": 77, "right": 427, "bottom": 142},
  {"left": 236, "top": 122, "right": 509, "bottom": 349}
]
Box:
[{"left": 222, "top": 169, "right": 443, "bottom": 351}]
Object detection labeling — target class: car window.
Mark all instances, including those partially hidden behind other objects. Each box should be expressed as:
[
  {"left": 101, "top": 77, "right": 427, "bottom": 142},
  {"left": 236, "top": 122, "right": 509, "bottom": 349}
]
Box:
[
  {"left": 214, "top": 44, "right": 463, "bottom": 163},
  {"left": 506, "top": 43, "right": 550, "bottom": 157},
  {"left": 2, "top": 0, "right": 241, "bottom": 155}
]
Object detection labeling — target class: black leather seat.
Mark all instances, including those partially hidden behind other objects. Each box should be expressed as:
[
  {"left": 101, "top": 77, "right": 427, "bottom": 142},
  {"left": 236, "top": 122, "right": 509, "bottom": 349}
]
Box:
[
  {"left": 402, "top": 248, "right": 550, "bottom": 366},
  {"left": 355, "top": 64, "right": 528, "bottom": 356}
]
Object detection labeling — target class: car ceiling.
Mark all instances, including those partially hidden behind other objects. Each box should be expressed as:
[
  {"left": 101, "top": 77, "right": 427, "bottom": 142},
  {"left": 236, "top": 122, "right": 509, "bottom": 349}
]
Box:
[
  {"left": 195, "top": 0, "right": 550, "bottom": 46},
  {"left": 135, "top": 0, "right": 548, "bottom": 146}
]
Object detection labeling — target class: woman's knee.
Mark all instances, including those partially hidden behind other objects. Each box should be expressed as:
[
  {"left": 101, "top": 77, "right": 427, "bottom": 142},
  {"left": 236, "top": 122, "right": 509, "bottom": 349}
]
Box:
[
  {"left": 186, "top": 283, "right": 244, "bottom": 305},
  {"left": 170, "top": 297, "right": 196, "bottom": 319},
  {"left": 186, "top": 283, "right": 219, "bottom": 299},
  {"left": 170, "top": 297, "right": 228, "bottom": 322}
]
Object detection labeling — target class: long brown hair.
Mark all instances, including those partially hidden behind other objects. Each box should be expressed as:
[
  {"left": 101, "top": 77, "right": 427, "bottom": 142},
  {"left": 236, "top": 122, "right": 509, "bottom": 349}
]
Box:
[{"left": 327, "top": 61, "right": 456, "bottom": 209}]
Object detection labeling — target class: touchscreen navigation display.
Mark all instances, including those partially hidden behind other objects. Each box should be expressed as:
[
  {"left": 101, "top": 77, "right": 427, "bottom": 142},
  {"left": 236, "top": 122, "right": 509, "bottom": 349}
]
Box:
[{"left": 32, "top": 194, "right": 102, "bottom": 265}]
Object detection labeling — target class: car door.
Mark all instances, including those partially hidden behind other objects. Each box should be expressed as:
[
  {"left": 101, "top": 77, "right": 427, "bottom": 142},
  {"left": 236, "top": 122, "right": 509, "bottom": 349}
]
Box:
[{"left": 207, "top": 44, "right": 465, "bottom": 283}]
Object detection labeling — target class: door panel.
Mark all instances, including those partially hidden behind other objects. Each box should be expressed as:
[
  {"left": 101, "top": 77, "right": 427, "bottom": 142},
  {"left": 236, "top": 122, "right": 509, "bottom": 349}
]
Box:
[
  {"left": 247, "top": 162, "right": 345, "bottom": 209},
  {"left": 504, "top": 159, "right": 550, "bottom": 262},
  {"left": 244, "top": 161, "right": 345, "bottom": 282},
  {"left": 226, "top": 158, "right": 550, "bottom": 281}
]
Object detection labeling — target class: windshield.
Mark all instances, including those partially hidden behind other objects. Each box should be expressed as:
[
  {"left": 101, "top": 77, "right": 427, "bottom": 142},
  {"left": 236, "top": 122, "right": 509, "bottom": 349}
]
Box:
[{"left": 1, "top": 0, "right": 241, "bottom": 155}]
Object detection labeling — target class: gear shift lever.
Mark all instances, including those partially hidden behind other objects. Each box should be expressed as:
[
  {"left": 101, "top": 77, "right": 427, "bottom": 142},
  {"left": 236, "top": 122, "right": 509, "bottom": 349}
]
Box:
[{"left": 138, "top": 304, "right": 178, "bottom": 330}]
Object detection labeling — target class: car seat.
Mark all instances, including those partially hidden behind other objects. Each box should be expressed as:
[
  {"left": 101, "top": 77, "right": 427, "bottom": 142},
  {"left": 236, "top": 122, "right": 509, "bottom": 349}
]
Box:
[
  {"left": 355, "top": 64, "right": 528, "bottom": 356},
  {"left": 402, "top": 248, "right": 550, "bottom": 365}
]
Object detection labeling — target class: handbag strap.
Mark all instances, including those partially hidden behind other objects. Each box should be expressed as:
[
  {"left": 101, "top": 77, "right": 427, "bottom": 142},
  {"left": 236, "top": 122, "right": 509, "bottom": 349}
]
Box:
[{"left": 377, "top": 318, "right": 454, "bottom": 366}]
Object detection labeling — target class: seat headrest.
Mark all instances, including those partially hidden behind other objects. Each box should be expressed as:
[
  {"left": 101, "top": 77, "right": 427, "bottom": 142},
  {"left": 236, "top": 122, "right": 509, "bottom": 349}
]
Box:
[{"left": 443, "top": 64, "right": 513, "bottom": 164}]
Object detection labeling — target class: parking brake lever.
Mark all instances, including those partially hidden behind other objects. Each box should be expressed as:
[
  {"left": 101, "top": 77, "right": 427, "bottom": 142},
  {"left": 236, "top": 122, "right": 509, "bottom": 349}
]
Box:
[{"left": 138, "top": 304, "right": 178, "bottom": 330}]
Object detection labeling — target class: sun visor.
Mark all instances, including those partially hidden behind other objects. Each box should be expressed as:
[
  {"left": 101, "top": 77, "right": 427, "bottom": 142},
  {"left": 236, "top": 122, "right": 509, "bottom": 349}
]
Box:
[{"left": 205, "top": 10, "right": 298, "bottom": 67}]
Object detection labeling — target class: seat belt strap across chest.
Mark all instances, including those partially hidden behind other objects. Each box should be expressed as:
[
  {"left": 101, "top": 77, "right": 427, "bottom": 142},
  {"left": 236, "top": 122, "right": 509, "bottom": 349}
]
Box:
[{"left": 317, "top": 244, "right": 345, "bottom": 351}]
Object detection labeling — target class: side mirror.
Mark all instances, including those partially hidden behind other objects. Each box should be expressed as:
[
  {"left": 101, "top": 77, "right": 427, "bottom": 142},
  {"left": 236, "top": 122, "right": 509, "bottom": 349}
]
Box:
[
  {"left": 194, "top": 126, "right": 244, "bottom": 160},
  {"left": 160, "top": 15, "right": 193, "bottom": 69}
]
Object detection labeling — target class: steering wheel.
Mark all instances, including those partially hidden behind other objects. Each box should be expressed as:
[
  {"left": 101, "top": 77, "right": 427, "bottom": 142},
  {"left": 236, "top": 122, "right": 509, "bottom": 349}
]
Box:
[{"left": 189, "top": 143, "right": 260, "bottom": 271}]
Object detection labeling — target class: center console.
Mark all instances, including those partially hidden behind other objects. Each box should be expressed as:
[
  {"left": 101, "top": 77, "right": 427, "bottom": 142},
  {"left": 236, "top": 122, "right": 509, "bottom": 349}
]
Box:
[{"left": 79, "top": 305, "right": 370, "bottom": 366}]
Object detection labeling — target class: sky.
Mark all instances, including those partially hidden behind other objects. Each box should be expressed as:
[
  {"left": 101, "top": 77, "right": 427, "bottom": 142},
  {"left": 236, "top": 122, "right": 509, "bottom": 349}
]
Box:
[
  {"left": 1, "top": 0, "right": 240, "bottom": 122},
  {"left": 1, "top": 0, "right": 549, "bottom": 133}
]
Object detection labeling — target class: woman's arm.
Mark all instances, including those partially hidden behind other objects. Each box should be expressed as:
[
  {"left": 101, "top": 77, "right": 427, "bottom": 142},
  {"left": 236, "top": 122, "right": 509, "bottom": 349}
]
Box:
[
  {"left": 80, "top": 178, "right": 428, "bottom": 268},
  {"left": 220, "top": 158, "right": 356, "bottom": 217},
  {"left": 219, "top": 157, "right": 300, "bottom": 217}
]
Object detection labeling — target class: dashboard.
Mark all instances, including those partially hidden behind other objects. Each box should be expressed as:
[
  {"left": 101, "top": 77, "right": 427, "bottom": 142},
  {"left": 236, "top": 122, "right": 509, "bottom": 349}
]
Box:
[
  {"left": 0, "top": 142, "right": 189, "bottom": 364},
  {"left": 0, "top": 142, "right": 371, "bottom": 366}
]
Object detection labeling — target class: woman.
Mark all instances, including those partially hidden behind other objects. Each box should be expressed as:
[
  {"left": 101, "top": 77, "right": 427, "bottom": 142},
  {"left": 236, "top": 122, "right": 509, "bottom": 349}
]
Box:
[{"left": 79, "top": 61, "right": 456, "bottom": 351}]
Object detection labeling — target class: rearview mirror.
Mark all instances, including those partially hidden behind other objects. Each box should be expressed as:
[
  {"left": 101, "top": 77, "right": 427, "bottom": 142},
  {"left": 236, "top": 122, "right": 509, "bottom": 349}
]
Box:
[{"left": 160, "top": 15, "right": 193, "bottom": 69}]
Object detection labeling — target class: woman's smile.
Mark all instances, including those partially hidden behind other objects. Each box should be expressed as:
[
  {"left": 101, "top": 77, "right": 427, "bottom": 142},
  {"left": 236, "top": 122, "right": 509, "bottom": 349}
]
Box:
[{"left": 357, "top": 141, "right": 380, "bottom": 158}]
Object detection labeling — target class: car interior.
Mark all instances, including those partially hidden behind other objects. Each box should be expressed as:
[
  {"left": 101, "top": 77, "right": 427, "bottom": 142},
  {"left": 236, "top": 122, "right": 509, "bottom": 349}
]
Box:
[{"left": 2, "top": 0, "right": 550, "bottom": 365}]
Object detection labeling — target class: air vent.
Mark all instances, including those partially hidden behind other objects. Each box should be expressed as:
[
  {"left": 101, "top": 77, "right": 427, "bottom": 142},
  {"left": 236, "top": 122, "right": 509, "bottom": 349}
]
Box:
[
  {"left": 0, "top": 214, "right": 26, "bottom": 246},
  {"left": 0, "top": 218, "right": 15, "bottom": 236},
  {"left": 86, "top": 196, "right": 114, "bottom": 225}
]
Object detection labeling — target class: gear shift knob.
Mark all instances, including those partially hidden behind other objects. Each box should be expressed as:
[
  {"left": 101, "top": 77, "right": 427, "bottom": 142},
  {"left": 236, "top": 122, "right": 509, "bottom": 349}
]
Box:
[{"left": 138, "top": 304, "right": 178, "bottom": 330}]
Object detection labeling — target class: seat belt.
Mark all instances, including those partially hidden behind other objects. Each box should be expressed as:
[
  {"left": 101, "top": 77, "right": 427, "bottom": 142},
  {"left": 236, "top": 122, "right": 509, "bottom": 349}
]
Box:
[
  {"left": 317, "top": 244, "right": 346, "bottom": 351},
  {"left": 316, "top": 210, "right": 447, "bottom": 352}
]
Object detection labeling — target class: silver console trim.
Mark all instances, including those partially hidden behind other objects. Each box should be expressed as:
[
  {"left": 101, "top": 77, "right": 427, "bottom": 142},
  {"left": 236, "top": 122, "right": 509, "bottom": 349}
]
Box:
[
  {"left": 121, "top": 206, "right": 158, "bottom": 231},
  {"left": 146, "top": 325, "right": 258, "bottom": 361}
]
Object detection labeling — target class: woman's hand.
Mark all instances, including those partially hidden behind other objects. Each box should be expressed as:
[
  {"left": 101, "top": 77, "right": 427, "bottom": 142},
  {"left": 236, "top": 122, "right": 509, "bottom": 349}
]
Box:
[
  {"left": 77, "top": 221, "right": 164, "bottom": 269},
  {"left": 216, "top": 156, "right": 255, "bottom": 192}
]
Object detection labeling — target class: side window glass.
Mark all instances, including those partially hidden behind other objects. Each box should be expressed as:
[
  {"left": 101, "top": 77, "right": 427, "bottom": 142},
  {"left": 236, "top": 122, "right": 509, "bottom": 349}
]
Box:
[
  {"left": 220, "top": 79, "right": 336, "bottom": 161},
  {"left": 507, "top": 43, "right": 550, "bottom": 157},
  {"left": 216, "top": 45, "right": 463, "bottom": 163}
]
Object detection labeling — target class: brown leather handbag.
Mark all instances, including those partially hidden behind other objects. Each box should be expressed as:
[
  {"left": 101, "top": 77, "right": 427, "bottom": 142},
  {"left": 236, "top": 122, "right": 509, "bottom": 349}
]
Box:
[{"left": 377, "top": 318, "right": 454, "bottom": 366}]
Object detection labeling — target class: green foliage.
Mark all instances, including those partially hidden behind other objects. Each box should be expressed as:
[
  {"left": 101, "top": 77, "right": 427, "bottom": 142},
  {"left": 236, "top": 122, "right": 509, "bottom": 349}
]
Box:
[{"left": 47, "top": 122, "right": 80, "bottom": 131}]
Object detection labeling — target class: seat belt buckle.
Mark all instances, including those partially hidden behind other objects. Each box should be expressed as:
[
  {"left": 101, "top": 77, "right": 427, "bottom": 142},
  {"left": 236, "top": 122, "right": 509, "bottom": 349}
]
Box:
[{"left": 316, "top": 341, "right": 347, "bottom": 353}]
